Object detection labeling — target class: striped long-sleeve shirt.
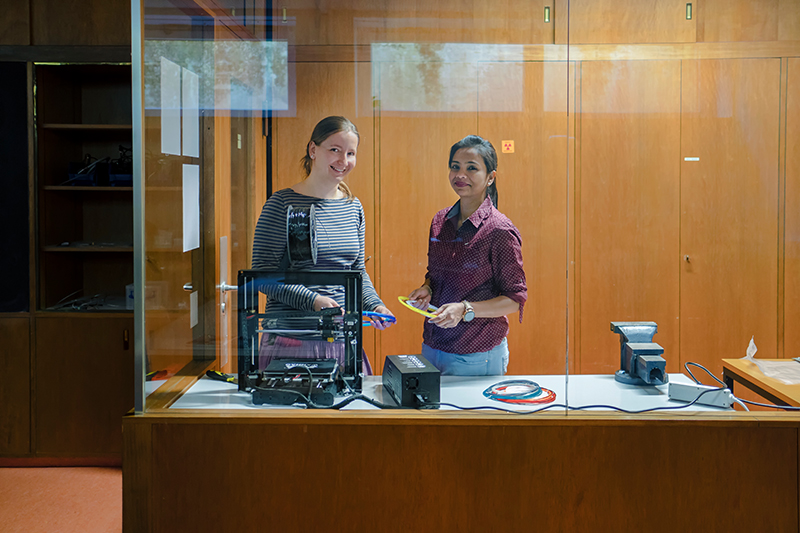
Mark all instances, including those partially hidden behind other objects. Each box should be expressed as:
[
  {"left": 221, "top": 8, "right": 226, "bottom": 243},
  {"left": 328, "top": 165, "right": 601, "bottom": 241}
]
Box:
[{"left": 251, "top": 188, "right": 384, "bottom": 315}]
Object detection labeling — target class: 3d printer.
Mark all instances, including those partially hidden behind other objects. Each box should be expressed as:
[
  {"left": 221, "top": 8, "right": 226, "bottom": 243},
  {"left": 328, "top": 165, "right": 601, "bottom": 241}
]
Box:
[
  {"left": 236, "top": 269, "right": 364, "bottom": 406},
  {"left": 235, "top": 204, "right": 377, "bottom": 406}
]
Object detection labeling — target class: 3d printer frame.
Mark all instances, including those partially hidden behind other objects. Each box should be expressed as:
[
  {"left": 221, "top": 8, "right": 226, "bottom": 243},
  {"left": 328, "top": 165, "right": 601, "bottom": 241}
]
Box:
[{"left": 237, "top": 269, "right": 364, "bottom": 394}]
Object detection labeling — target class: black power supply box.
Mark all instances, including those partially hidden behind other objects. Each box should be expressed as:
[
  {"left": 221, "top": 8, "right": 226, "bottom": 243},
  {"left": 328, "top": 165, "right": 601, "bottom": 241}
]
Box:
[{"left": 382, "top": 355, "right": 440, "bottom": 408}]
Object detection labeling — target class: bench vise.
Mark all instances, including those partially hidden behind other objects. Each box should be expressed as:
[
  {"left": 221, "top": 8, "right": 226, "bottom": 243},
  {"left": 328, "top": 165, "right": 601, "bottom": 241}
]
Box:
[{"left": 610, "top": 321, "right": 668, "bottom": 386}]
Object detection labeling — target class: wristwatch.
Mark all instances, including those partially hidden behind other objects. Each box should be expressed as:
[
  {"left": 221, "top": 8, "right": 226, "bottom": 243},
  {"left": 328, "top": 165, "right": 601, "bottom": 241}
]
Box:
[{"left": 461, "top": 300, "right": 475, "bottom": 322}]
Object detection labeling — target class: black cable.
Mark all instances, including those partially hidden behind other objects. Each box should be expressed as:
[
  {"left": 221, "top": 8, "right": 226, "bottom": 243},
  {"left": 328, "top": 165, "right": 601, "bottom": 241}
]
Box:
[
  {"left": 684, "top": 361, "right": 726, "bottom": 387},
  {"left": 248, "top": 385, "right": 401, "bottom": 410},
  {"left": 323, "top": 394, "right": 402, "bottom": 410},
  {"left": 251, "top": 364, "right": 402, "bottom": 409},
  {"left": 249, "top": 386, "right": 730, "bottom": 413},
  {"left": 249, "top": 383, "right": 313, "bottom": 407},
  {"left": 253, "top": 365, "right": 315, "bottom": 407},
  {"left": 737, "top": 398, "right": 800, "bottom": 411},
  {"left": 420, "top": 387, "right": 729, "bottom": 415}
]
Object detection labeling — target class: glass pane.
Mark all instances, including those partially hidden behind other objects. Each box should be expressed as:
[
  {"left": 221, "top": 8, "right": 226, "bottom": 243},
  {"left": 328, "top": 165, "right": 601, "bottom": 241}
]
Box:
[
  {"left": 565, "top": 0, "right": 800, "bottom": 414},
  {"left": 139, "top": 0, "right": 278, "bottom": 410},
  {"left": 133, "top": 0, "right": 579, "bottom": 413},
  {"left": 137, "top": 1, "right": 800, "bottom": 414}
]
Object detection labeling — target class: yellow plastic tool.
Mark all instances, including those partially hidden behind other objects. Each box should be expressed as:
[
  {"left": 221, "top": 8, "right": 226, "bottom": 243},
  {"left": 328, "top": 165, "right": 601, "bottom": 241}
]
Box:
[{"left": 397, "top": 296, "right": 439, "bottom": 318}]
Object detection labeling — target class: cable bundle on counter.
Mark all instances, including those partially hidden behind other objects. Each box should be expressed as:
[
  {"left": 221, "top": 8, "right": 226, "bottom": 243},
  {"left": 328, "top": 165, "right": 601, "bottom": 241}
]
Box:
[{"left": 482, "top": 379, "right": 556, "bottom": 405}]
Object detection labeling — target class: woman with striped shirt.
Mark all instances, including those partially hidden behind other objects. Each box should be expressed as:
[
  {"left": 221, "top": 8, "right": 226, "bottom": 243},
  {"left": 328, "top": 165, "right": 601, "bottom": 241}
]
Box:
[{"left": 252, "top": 116, "right": 394, "bottom": 374}]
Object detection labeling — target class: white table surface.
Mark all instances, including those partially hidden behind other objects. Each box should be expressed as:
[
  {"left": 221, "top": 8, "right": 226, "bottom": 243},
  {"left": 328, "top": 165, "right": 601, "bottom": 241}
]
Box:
[{"left": 159, "top": 372, "right": 728, "bottom": 412}]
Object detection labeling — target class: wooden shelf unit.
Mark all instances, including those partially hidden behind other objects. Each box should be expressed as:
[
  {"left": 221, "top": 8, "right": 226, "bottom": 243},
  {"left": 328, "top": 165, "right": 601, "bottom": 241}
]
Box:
[{"left": 35, "top": 63, "right": 133, "bottom": 312}]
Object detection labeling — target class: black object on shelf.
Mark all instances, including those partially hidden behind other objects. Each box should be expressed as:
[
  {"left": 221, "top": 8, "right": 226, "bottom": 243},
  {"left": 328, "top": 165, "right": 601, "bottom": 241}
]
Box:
[
  {"left": 65, "top": 154, "right": 110, "bottom": 186},
  {"left": 109, "top": 145, "right": 133, "bottom": 186}
]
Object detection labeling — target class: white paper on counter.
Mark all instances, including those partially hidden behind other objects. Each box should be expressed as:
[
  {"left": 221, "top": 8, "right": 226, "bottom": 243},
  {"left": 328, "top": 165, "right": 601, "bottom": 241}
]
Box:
[{"left": 742, "top": 337, "right": 800, "bottom": 385}]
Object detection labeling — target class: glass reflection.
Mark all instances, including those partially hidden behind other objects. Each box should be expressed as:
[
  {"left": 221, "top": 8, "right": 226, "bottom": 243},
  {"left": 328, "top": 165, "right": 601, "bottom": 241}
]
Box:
[{"left": 135, "top": 1, "right": 800, "bottom": 416}]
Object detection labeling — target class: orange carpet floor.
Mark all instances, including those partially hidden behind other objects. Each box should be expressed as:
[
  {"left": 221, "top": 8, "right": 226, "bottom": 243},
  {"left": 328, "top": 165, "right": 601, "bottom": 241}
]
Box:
[{"left": 0, "top": 467, "right": 122, "bottom": 533}]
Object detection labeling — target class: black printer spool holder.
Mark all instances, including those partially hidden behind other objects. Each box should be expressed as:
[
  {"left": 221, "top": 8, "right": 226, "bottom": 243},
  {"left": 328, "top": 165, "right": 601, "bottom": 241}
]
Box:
[{"left": 237, "top": 269, "right": 364, "bottom": 394}]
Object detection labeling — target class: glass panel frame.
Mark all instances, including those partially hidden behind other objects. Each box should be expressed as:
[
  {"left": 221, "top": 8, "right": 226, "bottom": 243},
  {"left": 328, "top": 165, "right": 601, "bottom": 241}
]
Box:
[{"left": 133, "top": 0, "right": 800, "bottom": 415}]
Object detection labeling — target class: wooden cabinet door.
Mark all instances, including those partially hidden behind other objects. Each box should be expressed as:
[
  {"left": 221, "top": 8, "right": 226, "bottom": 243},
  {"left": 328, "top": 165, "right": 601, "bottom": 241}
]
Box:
[
  {"left": 0, "top": 318, "right": 31, "bottom": 455},
  {"left": 556, "top": 0, "right": 695, "bottom": 44},
  {"left": 32, "top": 0, "right": 130, "bottom": 45},
  {"left": 680, "top": 58, "right": 780, "bottom": 376},
  {"left": 478, "top": 60, "right": 573, "bottom": 375},
  {"left": 697, "top": 0, "right": 780, "bottom": 42},
  {"left": 274, "top": 0, "right": 552, "bottom": 45},
  {"left": 785, "top": 58, "right": 800, "bottom": 359},
  {"left": 577, "top": 60, "right": 682, "bottom": 374},
  {"left": 35, "top": 316, "right": 133, "bottom": 455},
  {"left": 0, "top": 0, "right": 29, "bottom": 45}
]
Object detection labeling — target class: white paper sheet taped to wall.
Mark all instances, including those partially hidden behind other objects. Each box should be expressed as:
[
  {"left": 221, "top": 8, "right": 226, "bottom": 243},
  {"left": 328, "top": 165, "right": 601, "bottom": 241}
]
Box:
[{"left": 742, "top": 336, "right": 800, "bottom": 385}]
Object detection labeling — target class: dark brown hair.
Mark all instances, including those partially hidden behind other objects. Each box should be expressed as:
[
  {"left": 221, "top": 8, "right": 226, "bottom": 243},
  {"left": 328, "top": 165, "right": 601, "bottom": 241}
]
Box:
[{"left": 301, "top": 116, "right": 360, "bottom": 200}]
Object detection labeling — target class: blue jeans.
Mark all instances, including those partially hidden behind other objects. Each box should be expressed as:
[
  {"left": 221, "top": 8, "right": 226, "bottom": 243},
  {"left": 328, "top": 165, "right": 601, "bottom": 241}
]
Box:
[{"left": 421, "top": 338, "right": 509, "bottom": 376}]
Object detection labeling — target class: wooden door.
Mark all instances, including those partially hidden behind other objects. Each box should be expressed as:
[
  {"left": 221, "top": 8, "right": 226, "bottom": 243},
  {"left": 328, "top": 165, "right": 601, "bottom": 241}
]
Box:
[
  {"left": 577, "top": 60, "right": 681, "bottom": 374},
  {"left": 555, "top": 0, "right": 695, "bottom": 44},
  {"left": 274, "top": 0, "right": 553, "bottom": 45},
  {"left": 0, "top": 0, "right": 29, "bottom": 45},
  {"left": 31, "top": 0, "right": 130, "bottom": 46},
  {"left": 0, "top": 318, "right": 30, "bottom": 454},
  {"left": 697, "top": 0, "right": 780, "bottom": 42},
  {"left": 477, "top": 60, "right": 573, "bottom": 375},
  {"left": 35, "top": 316, "right": 133, "bottom": 455},
  {"left": 785, "top": 58, "right": 800, "bottom": 359},
  {"left": 680, "top": 58, "right": 780, "bottom": 375}
]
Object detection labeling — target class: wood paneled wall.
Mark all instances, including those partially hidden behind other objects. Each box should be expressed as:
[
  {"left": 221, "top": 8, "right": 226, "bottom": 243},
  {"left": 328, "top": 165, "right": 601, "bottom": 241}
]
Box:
[
  {"left": 786, "top": 58, "right": 800, "bottom": 364},
  {"left": 558, "top": 0, "right": 800, "bottom": 44},
  {"left": 269, "top": 2, "right": 800, "bottom": 376},
  {"left": 578, "top": 60, "right": 681, "bottom": 374},
  {"left": 477, "top": 61, "right": 573, "bottom": 375},
  {"left": 377, "top": 113, "right": 477, "bottom": 371},
  {"left": 680, "top": 59, "right": 780, "bottom": 374}
]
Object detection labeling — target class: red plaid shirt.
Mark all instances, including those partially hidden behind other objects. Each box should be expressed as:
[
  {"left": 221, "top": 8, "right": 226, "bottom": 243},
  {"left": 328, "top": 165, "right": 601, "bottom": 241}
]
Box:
[{"left": 423, "top": 196, "right": 527, "bottom": 354}]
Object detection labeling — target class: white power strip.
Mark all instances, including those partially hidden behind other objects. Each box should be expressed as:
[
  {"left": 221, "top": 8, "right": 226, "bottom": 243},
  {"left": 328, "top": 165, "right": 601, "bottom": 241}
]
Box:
[{"left": 668, "top": 382, "right": 734, "bottom": 409}]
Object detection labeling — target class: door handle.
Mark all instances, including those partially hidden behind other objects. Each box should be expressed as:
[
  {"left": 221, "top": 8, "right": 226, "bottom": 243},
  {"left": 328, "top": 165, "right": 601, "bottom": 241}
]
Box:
[
  {"left": 219, "top": 283, "right": 238, "bottom": 294},
  {"left": 183, "top": 283, "right": 193, "bottom": 291}
]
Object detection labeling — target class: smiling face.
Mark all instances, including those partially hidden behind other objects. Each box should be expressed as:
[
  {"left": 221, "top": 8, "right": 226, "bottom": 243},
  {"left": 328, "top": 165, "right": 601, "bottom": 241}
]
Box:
[
  {"left": 308, "top": 131, "right": 359, "bottom": 184},
  {"left": 448, "top": 147, "right": 495, "bottom": 204}
]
